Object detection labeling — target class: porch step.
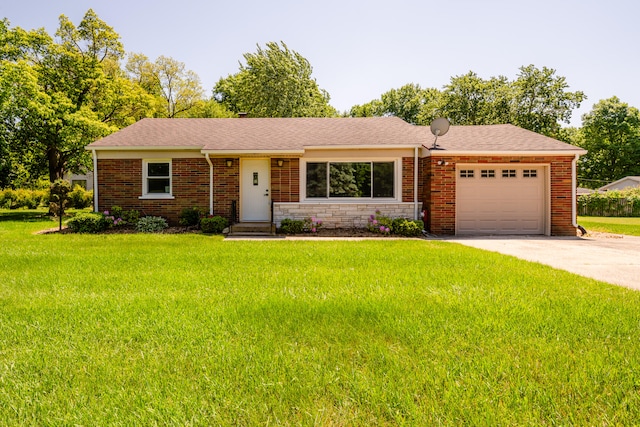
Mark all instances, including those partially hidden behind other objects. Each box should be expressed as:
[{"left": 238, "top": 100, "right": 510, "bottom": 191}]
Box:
[{"left": 228, "top": 222, "right": 276, "bottom": 236}]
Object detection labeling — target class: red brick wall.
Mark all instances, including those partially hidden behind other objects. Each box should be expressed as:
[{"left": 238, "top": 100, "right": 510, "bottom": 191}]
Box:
[
  {"left": 401, "top": 157, "right": 414, "bottom": 202},
  {"left": 212, "top": 158, "right": 239, "bottom": 222},
  {"left": 422, "top": 155, "right": 577, "bottom": 236},
  {"left": 271, "top": 158, "right": 300, "bottom": 202},
  {"left": 97, "top": 157, "right": 210, "bottom": 225}
]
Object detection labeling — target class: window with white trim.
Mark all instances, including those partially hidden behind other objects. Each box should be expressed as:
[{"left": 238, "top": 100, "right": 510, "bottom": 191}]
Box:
[
  {"left": 142, "top": 160, "right": 172, "bottom": 197},
  {"left": 305, "top": 161, "right": 395, "bottom": 199}
]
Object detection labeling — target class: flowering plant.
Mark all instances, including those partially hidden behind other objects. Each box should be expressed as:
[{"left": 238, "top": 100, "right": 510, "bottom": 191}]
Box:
[
  {"left": 103, "top": 210, "right": 125, "bottom": 227},
  {"left": 367, "top": 210, "right": 391, "bottom": 235},
  {"left": 304, "top": 216, "right": 323, "bottom": 233}
]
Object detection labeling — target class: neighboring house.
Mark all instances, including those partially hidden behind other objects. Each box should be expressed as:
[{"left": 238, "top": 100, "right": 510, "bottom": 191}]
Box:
[
  {"left": 85, "top": 117, "right": 586, "bottom": 236},
  {"left": 599, "top": 176, "right": 640, "bottom": 192},
  {"left": 64, "top": 170, "right": 94, "bottom": 191}
]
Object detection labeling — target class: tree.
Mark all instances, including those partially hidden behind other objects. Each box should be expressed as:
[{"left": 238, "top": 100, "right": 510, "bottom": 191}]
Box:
[
  {"left": 511, "top": 65, "right": 585, "bottom": 137},
  {"left": 350, "top": 84, "right": 441, "bottom": 125},
  {"left": 577, "top": 97, "right": 640, "bottom": 185},
  {"left": 214, "top": 41, "right": 336, "bottom": 117},
  {"left": 0, "top": 10, "right": 155, "bottom": 186},
  {"left": 126, "top": 54, "right": 205, "bottom": 118},
  {"left": 440, "top": 73, "right": 512, "bottom": 125}
]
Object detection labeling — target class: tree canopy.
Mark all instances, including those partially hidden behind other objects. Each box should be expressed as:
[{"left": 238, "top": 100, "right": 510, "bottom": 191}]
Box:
[
  {"left": 350, "top": 65, "right": 585, "bottom": 138},
  {"left": 214, "top": 42, "right": 336, "bottom": 118},
  {"left": 573, "top": 97, "right": 640, "bottom": 186}
]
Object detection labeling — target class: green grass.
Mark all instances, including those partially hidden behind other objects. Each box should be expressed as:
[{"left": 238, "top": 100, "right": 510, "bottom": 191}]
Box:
[
  {"left": 2, "top": 210, "right": 640, "bottom": 425},
  {"left": 578, "top": 216, "right": 640, "bottom": 236}
]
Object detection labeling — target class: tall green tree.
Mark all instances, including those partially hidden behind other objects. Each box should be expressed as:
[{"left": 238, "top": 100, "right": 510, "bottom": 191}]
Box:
[
  {"left": 577, "top": 97, "right": 640, "bottom": 185},
  {"left": 126, "top": 54, "right": 205, "bottom": 118},
  {"left": 350, "top": 84, "right": 441, "bottom": 125},
  {"left": 440, "top": 73, "right": 512, "bottom": 125},
  {"left": 0, "top": 10, "right": 154, "bottom": 186},
  {"left": 214, "top": 41, "right": 336, "bottom": 117},
  {"left": 511, "top": 65, "right": 585, "bottom": 137}
]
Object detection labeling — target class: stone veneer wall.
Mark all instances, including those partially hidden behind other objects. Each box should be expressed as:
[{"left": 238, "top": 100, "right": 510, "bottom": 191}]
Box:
[
  {"left": 423, "top": 155, "right": 577, "bottom": 236},
  {"left": 273, "top": 202, "right": 421, "bottom": 229}
]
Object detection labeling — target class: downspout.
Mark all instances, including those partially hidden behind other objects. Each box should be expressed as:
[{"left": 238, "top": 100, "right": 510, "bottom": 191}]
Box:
[
  {"left": 572, "top": 154, "right": 579, "bottom": 228},
  {"left": 91, "top": 149, "right": 98, "bottom": 212},
  {"left": 205, "top": 153, "right": 213, "bottom": 216},
  {"left": 413, "top": 146, "right": 419, "bottom": 220}
]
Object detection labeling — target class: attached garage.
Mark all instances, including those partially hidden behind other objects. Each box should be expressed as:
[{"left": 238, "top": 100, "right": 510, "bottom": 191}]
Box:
[{"left": 455, "top": 164, "right": 548, "bottom": 235}]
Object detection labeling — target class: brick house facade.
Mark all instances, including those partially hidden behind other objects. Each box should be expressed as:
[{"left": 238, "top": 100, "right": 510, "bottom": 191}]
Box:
[{"left": 87, "top": 118, "right": 585, "bottom": 236}]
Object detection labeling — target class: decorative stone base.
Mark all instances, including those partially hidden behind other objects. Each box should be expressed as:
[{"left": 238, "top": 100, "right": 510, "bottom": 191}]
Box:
[{"left": 273, "top": 202, "right": 422, "bottom": 229}]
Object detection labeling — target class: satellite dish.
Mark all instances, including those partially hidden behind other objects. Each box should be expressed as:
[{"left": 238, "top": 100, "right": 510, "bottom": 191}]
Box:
[{"left": 429, "top": 118, "right": 450, "bottom": 149}]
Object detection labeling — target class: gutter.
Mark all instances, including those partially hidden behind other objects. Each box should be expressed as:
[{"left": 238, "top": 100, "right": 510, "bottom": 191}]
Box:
[
  {"left": 91, "top": 149, "right": 98, "bottom": 212},
  {"left": 205, "top": 153, "right": 213, "bottom": 216},
  {"left": 413, "top": 146, "right": 419, "bottom": 220},
  {"left": 572, "top": 154, "right": 579, "bottom": 228}
]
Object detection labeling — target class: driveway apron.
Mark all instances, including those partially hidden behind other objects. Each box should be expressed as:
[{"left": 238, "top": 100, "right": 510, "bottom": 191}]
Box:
[{"left": 441, "top": 235, "right": 640, "bottom": 290}]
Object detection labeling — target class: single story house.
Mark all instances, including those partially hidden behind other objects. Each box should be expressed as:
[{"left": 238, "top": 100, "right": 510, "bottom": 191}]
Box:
[
  {"left": 86, "top": 117, "right": 586, "bottom": 236},
  {"left": 599, "top": 176, "right": 640, "bottom": 192}
]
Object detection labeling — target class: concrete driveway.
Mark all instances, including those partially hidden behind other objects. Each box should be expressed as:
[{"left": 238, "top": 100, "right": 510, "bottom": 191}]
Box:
[{"left": 440, "top": 234, "right": 640, "bottom": 290}]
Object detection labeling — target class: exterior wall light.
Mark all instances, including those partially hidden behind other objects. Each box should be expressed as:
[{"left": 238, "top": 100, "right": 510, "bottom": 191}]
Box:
[
  {"left": 277, "top": 159, "right": 284, "bottom": 167},
  {"left": 226, "top": 159, "right": 233, "bottom": 167}
]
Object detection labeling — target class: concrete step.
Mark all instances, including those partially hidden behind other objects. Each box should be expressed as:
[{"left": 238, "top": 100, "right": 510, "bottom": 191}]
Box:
[{"left": 229, "top": 222, "right": 276, "bottom": 236}]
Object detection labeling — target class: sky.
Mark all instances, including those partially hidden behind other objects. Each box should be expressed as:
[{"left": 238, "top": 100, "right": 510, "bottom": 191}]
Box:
[{"left": 2, "top": 0, "right": 639, "bottom": 126}]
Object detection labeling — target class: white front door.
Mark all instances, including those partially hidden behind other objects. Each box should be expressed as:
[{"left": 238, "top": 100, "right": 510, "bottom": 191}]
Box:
[{"left": 241, "top": 159, "right": 271, "bottom": 222}]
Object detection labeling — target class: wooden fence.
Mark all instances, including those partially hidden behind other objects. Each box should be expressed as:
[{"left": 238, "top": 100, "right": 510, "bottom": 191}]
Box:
[{"left": 577, "top": 196, "right": 640, "bottom": 217}]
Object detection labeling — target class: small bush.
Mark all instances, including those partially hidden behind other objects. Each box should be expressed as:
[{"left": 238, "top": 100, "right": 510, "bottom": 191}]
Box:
[
  {"left": 135, "top": 216, "right": 168, "bottom": 233},
  {"left": 0, "top": 188, "right": 47, "bottom": 209},
  {"left": 200, "top": 216, "right": 229, "bottom": 234},
  {"left": 392, "top": 218, "right": 424, "bottom": 237},
  {"left": 122, "top": 209, "right": 140, "bottom": 223},
  {"left": 179, "top": 207, "right": 204, "bottom": 227},
  {"left": 67, "top": 212, "right": 110, "bottom": 233},
  {"left": 279, "top": 218, "right": 305, "bottom": 234},
  {"left": 68, "top": 185, "right": 93, "bottom": 209},
  {"left": 367, "top": 210, "right": 392, "bottom": 234}
]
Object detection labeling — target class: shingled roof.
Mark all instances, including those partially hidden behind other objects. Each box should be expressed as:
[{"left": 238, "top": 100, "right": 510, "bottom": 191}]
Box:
[
  {"left": 87, "top": 118, "right": 584, "bottom": 154},
  {"left": 87, "top": 117, "right": 428, "bottom": 151},
  {"left": 428, "top": 124, "right": 585, "bottom": 153}
]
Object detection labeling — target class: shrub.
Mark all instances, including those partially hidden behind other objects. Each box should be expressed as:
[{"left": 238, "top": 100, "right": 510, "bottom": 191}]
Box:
[
  {"left": 179, "top": 207, "right": 204, "bottom": 227},
  {"left": 0, "top": 188, "right": 47, "bottom": 209},
  {"left": 122, "top": 209, "right": 140, "bottom": 223},
  {"left": 68, "top": 185, "right": 93, "bottom": 209},
  {"left": 67, "top": 212, "right": 110, "bottom": 233},
  {"left": 367, "top": 210, "right": 392, "bottom": 234},
  {"left": 279, "top": 218, "right": 305, "bottom": 234},
  {"left": 304, "top": 216, "right": 323, "bottom": 233},
  {"left": 135, "top": 216, "right": 168, "bottom": 233},
  {"left": 200, "top": 216, "right": 229, "bottom": 234},
  {"left": 392, "top": 218, "right": 424, "bottom": 237}
]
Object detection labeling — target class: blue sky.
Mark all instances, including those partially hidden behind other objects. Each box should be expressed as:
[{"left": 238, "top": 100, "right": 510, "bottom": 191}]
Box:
[{"left": 2, "top": 0, "right": 639, "bottom": 125}]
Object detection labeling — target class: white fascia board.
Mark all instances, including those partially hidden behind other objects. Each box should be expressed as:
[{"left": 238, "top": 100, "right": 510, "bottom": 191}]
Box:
[
  {"left": 86, "top": 146, "right": 203, "bottom": 151},
  {"left": 425, "top": 149, "right": 588, "bottom": 156},
  {"left": 201, "top": 149, "right": 305, "bottom": 155},
  {"left": 304, "top": 145, "right": 420, "bottom": 150}
]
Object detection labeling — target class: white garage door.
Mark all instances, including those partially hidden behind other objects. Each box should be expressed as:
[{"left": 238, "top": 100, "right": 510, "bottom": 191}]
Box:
[{"left": 456, "top": 165, "right": 546, "bottom": 235}]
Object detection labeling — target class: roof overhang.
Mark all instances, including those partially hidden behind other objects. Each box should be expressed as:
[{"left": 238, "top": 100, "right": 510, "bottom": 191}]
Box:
[
  {"left": 304, "top": 144, "right": 421, "bottom": 150},
  {"left": 86, "top": 145, "right": 204, "bottom": 151},
  {"left": 200, "top": 149, "right": 305, "bottom": 156},
  {"left": 425, "top": 149, "right": 587, "bottom": 156}
]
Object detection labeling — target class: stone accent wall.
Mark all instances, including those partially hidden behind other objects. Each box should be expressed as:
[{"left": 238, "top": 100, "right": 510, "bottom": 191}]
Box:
[
  {"left": 423, "top": 155, "right": 577, "bottom": 236},
  {"left": 97, "top": 158, "right": 209, "bottom": 225},
  {"left": 273, "top": 202, "right": 421, "bottom": 229},
  {"left": 271, "top": 158, "right": 300, "bottom": 202}
]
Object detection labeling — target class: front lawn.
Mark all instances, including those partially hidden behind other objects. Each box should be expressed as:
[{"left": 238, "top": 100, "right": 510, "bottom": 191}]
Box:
[
  {"left": 578, "top": 215, "right": 640, "bottom": 236},
  {"left": 1, "top": 210, "right": 640, "bottom": 425}
]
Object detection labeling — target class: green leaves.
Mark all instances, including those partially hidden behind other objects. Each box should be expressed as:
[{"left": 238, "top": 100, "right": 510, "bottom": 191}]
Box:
[{"left": 214, "top": 41, "right": 336, "bottom": 118}]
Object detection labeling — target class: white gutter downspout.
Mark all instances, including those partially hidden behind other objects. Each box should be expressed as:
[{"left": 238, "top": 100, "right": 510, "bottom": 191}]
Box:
[
  {"left": 572, "top": 154, "right": 579, "bottom": 228},
  {"left": 205, "top": 153, "right": 213, "bottom": 216},
  {"left": 91, "top": 149, "right": 98, "bottom": 212},
  {"left": 413, "top": 146, "right": 419, "bottom": 220}
]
